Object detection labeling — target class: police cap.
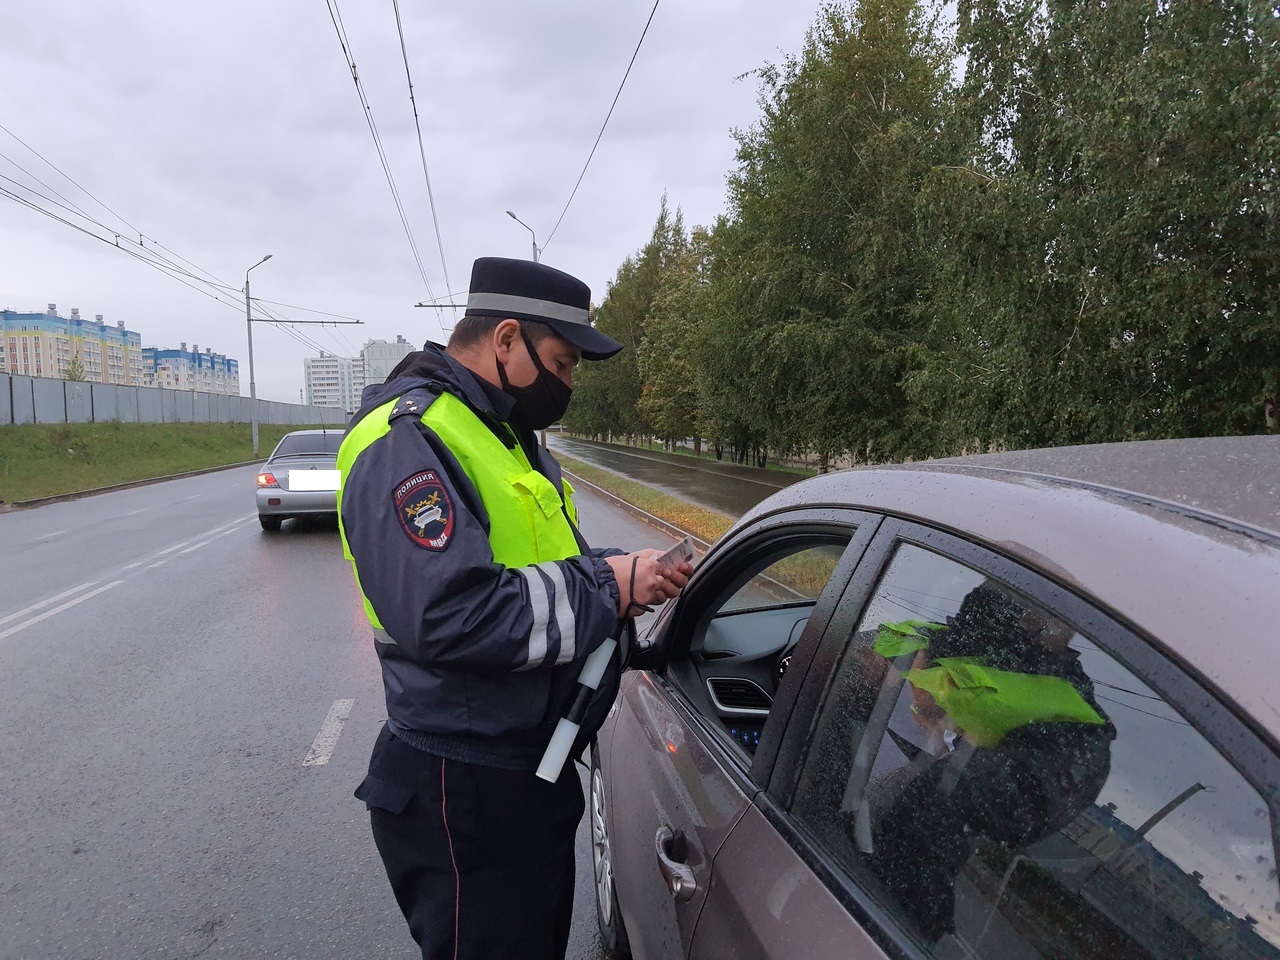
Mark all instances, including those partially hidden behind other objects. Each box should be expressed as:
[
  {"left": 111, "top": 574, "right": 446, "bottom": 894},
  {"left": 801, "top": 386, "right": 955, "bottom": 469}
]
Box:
[{"left": 465, "top": 257, "right": 623, "bottom": 360}]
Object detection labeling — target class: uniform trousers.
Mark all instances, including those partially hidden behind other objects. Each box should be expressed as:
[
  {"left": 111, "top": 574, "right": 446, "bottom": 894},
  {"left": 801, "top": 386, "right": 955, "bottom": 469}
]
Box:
[{"left": 358, "top": 726, "right": 585, "bottom": 960}]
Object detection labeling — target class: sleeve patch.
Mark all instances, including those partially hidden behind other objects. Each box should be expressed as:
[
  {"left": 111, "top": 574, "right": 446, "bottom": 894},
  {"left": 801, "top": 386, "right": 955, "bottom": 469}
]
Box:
[{"left": 394, "top": 471, "right": 455, "bottom": 551}]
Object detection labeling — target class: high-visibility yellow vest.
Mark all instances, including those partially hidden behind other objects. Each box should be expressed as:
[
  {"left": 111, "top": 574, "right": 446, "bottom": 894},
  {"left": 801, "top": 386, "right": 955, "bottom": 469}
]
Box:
[
  {"left": 337, "top": 389, "right": 581, "bottom": 632},
  {"left": 875, "top": 619, "right": 1106, "bottom": 747}
]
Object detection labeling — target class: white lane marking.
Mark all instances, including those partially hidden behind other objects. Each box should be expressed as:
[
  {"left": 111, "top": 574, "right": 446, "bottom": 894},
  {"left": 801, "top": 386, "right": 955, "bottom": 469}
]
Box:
[
  {"left": 155, "top": 540, "right": 192, "bottom": 557},
  {"left": 123, "top": 562, "right": 143, "bottom": 570},
  {"left": 0, "top": 582, "right": 101, "bottom": 627},
  {"left": 148, "top": 560, "right": 168, "bottom": 569},
  {"left": 35, "top": 531, "right": 67, "bottom": 541},
  {"left": 179, "top": 541, "right": 210, "bottom": 555},
  {"left": 124, "top": 509, "right": 145, "bottom": 517},
  {"left": 0, "top": 581, "right": 125, "bottom": 642},
  {"left": 302, "top": 699, "right": 355, "bottom": 767}
]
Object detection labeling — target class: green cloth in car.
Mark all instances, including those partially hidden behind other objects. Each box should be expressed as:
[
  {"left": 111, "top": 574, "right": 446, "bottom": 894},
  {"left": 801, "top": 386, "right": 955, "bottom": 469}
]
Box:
[{"left": 906, "top": 657, "right": 1106, "bottom": 747}]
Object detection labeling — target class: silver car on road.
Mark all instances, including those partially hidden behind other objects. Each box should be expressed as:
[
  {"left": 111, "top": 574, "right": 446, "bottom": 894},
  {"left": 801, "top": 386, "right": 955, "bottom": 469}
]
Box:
[{"left": 255, "top": 429, "right": 344, "bottom": 531}]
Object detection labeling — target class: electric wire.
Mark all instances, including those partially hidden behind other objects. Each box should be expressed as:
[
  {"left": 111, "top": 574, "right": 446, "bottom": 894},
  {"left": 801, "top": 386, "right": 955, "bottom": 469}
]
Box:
[
  {"left": 1, "top": 135, "right": 352, "bottom": 338},
  {"left": 0, "top": 122, "right": 143, "bottom": 238},
  {"left": 325, "top": 0, "right": 439, "bottom": 307},
  {"left": 541, "top": 0, "right": 662, "bottom": 254},
  {"left": 249, "top": 298, "right": 362, "bottom": 321},
  {"left": 1, "top": 180, "right": 355, "bottom": 386},
  {"left": 391, "top": 0, "right": 455, "bottom": 321},
  {"left": 0, "top": 160, "right": 239, "bottom": 293},
  {"left": 0, "top": 186, "right": 249, "bottom": 312}
]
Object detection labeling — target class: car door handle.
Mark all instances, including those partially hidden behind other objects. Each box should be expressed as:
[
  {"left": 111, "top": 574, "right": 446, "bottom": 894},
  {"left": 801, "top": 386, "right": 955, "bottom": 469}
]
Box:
[{"left": 655, "top": 825, "right": 697, "bottom": 902}]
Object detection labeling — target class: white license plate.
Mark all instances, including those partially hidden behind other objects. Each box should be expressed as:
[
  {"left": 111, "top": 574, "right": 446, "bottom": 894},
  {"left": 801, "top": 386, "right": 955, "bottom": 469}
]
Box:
[{"left": 289, "top": 469, "right": 341, "bottom": 491}]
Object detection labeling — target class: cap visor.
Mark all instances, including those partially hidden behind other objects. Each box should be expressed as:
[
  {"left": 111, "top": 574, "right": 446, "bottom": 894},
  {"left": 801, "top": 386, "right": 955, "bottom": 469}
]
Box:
[{"left": 542, "top": 319, "right": 624, "bottom": 360}]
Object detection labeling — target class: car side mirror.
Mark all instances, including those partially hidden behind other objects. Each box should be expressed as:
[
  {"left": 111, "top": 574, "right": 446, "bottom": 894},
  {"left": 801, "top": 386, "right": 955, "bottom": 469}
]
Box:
[{"left": 627, "top": 607, "right": 670, "bottom": 673}]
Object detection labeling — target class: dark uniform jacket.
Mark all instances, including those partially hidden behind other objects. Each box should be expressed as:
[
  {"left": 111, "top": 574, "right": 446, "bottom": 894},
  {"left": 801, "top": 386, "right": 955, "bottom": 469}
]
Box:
[{"left": 341, "top": 343, "right": 624, "bottom": 771}]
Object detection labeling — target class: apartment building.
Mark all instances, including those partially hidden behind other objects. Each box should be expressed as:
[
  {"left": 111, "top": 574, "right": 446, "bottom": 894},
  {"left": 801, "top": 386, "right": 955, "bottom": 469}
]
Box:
[
  {"left": 360, "top": 335, "right": 416, "bottom": 385},
  {"left": 303, "top": 353, "right": 365, "bottom": 414},
  {"left": 141, "top": 343, "right": 240, "bottom": 395},
  {"left": 0, "top": 305, "right": 144, "bottom": 385},
  {"left": 300, "top": 337, "right": 416, "bottom": 414}
]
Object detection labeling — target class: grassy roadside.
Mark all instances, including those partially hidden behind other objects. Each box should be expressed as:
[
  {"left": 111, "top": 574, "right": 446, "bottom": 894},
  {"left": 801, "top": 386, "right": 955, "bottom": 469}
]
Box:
[
  {"left": 558, "top": 452, "right": 837, "bottom": 595},
  {"left": 568, "top": 434, "right": 817, "bottom": 479},
  {"left": 556, "top": 453, "right": 736, "bottom": 545},
  {"left": 0, "top": 422, "right": 301, "bottom": 504}
]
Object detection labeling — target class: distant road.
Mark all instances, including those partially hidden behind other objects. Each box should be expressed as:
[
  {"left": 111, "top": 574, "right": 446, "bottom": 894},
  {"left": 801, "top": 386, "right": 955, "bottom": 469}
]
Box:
[
  {"left": 548, "top": 435, "right": 802, "bottom": 518},
  {"left": 0, "top": 464, "right": 672, "bottom": 959}
]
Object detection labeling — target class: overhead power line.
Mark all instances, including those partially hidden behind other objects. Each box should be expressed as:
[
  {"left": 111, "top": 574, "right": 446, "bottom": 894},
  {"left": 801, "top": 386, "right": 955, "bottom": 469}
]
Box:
[
  {"left": 0, "top": 121, "right": 144, "bottom": 239},
  {"left": 0, "top": 130, "right": 357, "bottom": 354},
  {"left": 391, "top": 0, "right": 455, "bottom": 318},
  {"left": 541, "top": 0, "right": 662, "bottom": 255},
  {"left": 325, "top": 0, "right": 440, "bottom": 310}
]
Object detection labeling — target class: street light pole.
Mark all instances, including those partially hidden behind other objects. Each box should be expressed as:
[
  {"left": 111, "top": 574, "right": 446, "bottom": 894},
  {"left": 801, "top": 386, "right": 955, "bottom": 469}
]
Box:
[
  {"left": 506, "top": 210, "right": 539, "bottom": 262},
  {"left": 244, "top": 254, "right": 273, "bottom": 457}
]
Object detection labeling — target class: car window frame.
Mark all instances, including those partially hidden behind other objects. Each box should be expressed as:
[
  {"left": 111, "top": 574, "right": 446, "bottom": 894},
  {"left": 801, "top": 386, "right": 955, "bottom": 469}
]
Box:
[
  {"left": 757, "top": 515, "right": 1280, "bottom": 960},
  {"left": 642, "top": 507, "right": 881, "bottom": 790}
]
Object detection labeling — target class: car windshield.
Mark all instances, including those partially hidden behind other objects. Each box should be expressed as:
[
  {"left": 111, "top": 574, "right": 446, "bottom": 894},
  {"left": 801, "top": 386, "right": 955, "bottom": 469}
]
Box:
[{"left": 271, "top": 433, "right": 343, "bottom": 458}]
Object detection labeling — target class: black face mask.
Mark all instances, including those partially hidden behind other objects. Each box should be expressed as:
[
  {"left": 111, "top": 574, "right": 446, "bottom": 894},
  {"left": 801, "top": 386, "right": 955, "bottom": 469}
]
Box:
[{"left": 496, "top": 326, "right": 573, "bottom": 430}]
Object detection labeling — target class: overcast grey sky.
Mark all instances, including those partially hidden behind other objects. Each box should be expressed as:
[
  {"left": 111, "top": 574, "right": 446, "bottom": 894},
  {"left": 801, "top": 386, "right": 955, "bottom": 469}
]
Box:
[{"left": 0, "top": 2, "right": 814, "bottom": 402}]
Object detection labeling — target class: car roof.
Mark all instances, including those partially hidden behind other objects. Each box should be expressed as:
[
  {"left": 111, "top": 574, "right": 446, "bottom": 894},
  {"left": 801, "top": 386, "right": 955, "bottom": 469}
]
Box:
[{"left": 734, "top": 436, "right": 1280, "bottom": 742}]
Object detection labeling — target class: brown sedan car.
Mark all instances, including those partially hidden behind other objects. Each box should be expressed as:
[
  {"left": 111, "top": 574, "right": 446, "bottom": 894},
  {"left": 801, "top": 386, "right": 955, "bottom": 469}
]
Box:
[{"left": 591, "top": 436, "right": 1280, "bottom": 960}]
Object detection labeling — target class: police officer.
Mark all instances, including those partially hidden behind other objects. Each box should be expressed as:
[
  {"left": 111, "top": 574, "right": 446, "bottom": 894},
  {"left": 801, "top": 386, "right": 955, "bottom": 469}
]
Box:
[{"left": 337, "top": 256, "right": 692, "bottom": 960}]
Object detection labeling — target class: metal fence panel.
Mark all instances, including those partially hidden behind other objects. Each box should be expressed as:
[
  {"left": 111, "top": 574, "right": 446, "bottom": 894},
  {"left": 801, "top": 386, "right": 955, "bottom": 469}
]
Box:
[
  {"left": 90, "top": 383, "right": 119, "bottom": 422},
  {"left": 117, "top": 386, "right": 139, "bottom": 423},
  {"left": 65, "top": 382, "right": 92, "bottom": 423},
  {"left": 10, "top": 376, "right": 34, "bottom": 424},
  {"left": 0, "top": 373, "right": 11, "bottom": 425},
  {"left": 193, "top": 392, "right": 210, "bottom": 423},
  {"left": 174, "top": 391, "right": 195, "bottom": 423},
  {"left": 34, "top": 378, "right": 66, "bottom": 423},
  {"left": 138, "top": 387, "right": 163, "bottom": 423},
  {"left": 213, "top": 393, "right": 231, "bottom": 423},
  {"left": 160, "top": 389, "right": 177, "bottom": 423}
]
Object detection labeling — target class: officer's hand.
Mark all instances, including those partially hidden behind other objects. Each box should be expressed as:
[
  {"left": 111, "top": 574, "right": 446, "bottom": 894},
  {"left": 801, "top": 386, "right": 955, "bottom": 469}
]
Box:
[{"left": 605, "top": 551, "right": 692, "bottom": 618}]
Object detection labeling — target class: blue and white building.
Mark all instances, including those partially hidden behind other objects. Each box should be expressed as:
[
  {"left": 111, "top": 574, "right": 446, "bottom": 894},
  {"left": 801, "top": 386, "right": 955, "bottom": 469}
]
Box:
[{"left": 142, "top": 342, "right": 240, "bottom": 395}]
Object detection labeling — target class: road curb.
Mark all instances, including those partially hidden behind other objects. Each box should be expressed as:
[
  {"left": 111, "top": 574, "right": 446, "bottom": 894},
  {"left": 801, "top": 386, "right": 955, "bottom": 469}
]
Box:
[
  {"left": 1, "top": 459, "right": 267, "bottom": 511},
  {"left": 561, "top": 469, "right": 714, "bottom": 553}
]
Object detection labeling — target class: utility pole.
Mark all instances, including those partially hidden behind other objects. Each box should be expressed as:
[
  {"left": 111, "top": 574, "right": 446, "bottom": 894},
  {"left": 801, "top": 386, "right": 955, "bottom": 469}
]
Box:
[
  {"left": 245, "top": 254, "right": 272, "bottom": 458},
  {"left": 244, "top": 254, "right": 363, "bottom": 456}
]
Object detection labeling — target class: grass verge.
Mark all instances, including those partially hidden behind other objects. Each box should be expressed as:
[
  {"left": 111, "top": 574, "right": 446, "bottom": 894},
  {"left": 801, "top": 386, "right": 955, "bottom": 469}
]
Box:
[
  {"left": 556, "top": 454, "right": 736, "bottom": 545},
  {"left": 568, "top": 435, "right": 817, "bottom": 478},
  {"left": 559, "top": 452, "right": 839, "bottom": 597},
  {"left": 0, "top": 422, "right": 303, "bottom": 504}
]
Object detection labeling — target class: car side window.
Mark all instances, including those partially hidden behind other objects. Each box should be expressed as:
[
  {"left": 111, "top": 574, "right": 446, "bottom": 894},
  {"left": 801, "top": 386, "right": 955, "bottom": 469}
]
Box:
[
  {"left": 792, "top": 542, "right": 1280, "bottom": 960},
  {"left": 677, "top": 536, "right": 852, "bottom": 757}
]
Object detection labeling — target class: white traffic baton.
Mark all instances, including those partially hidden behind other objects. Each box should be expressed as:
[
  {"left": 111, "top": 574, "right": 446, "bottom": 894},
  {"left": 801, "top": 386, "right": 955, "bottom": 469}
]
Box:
[{"left": 535, "top": 626, "right": 620, "bottom": 782}]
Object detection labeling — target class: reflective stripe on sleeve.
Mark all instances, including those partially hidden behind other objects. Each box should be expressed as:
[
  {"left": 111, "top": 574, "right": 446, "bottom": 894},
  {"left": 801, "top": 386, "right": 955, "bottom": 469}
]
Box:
[
  {"left": 373, "top": 627, "right": 397, "bottom": 646},
  {"left": 537, "top": 561, "right": 578, "bottom": 663},
  {"left": 515, "top": 566, "right": 552, "bottom": 670}
]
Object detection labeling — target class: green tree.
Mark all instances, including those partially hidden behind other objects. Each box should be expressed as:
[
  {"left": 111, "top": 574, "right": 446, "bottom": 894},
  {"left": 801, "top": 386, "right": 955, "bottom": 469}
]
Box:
[
  {"left": 636, "top": 229, "right": 707, "bottom": 449},
  {"left": 65, "top": 355, "right": 87, "bottom": 382},
  {"left": 712, "top": 0, "right": 957, "bottom": 464},
  {"left": 565, "top": 196, "right": 689, "bottom": 439},
  {"left": 910, "top": 0, "right": 1280, "bottom": 449}
]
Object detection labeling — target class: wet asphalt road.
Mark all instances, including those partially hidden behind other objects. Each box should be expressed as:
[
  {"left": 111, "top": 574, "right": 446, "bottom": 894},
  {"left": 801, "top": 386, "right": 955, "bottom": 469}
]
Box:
[
  {"left": 547, "top": 436, "right": 800, "bottom": 518},
  {"left": 0, "top": 464, "right": 678, "bottom": 959}
]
